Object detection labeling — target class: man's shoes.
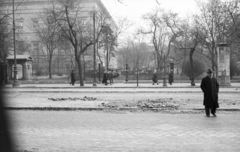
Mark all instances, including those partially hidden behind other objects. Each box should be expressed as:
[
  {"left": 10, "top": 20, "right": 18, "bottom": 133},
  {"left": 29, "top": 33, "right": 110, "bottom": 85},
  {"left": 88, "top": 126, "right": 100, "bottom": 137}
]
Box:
[
  {"left": 206, "top": 115, "right": 210, "bottom": 117},
  {"left": 212, "top": 114, "right": 217, "bottom": 117}
]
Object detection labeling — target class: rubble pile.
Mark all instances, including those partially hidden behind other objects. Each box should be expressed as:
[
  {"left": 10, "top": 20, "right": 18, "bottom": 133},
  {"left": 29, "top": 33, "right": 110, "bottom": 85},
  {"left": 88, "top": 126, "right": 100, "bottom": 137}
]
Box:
[
  {"left": 48, "top": 96, "right": 97, "bottom": 101},
  {"left": 100, "top": 102, "right": 120, "bottom": 108},
  {"left": 137, "top": 99, "right": 179, "bottom": 110},
  {"left": 100, "top": 98, "right": 180, "bottom": 110}
]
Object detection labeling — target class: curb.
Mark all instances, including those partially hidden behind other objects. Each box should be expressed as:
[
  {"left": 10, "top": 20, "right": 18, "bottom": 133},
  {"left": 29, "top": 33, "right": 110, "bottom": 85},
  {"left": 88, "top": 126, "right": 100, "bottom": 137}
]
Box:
[
  {"left": 3, "top": 107, "right": 240, "bottom": 112},
  {"left": 193, "top": 108, "right": 240, "bottom": 111},
  {"left": 3, "top": 107, "right": 105, "bottom": 111},
  {"left": 3, "top": 86, "right": 240, "bottom": 89},
  {"left": 2, "top": 90, "right": 239, "bottom": 93}
]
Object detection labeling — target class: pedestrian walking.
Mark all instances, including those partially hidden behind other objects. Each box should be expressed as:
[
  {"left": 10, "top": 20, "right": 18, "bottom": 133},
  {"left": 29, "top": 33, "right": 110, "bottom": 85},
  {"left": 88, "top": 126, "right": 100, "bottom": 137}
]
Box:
[
  {"left": 102, "top": 70, "right": 108, "bottom": 85},
  {"left": 70, "top": 70, "right": 75, "bottom": 86},
  {"left": 108, "top": 70, "right": 113, "bottom": 85},
  {"left": 200, "top": 69, "right": 219, "bottom": 117},
  {"left": 168, "top": 70, "right": 174, "bottom": 85},
  {"left": 152, "top": 69, "right": 159, "bottom": 85}
]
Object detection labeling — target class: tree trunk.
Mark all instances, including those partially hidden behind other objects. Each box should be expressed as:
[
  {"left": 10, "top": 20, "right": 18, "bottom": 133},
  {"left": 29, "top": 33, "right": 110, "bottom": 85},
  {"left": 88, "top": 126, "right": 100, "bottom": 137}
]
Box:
[
  {"left": 211, "top": 55, "right": 215, "bottom": 74},
  {"left": 77, "top": 56, "right": 84, "bottom": 86},
  {"left": 83, "top": 54, "right": 86, "bottom": 81},
  {"left": 49, "top": 54, "right": 52, "bottom": 79},
  {"left": 189, "top": 48, "right": 195, "bottom": 86}
]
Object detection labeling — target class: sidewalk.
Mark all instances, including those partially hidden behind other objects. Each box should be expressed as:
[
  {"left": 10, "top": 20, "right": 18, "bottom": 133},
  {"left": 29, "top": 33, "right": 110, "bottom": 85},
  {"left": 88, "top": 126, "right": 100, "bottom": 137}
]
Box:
[
  {"left": 2, "top": 82, "right": 240, "bottom": 94},
  {"left": 3, "top": 82, "right": 240, "bottom": 88}
]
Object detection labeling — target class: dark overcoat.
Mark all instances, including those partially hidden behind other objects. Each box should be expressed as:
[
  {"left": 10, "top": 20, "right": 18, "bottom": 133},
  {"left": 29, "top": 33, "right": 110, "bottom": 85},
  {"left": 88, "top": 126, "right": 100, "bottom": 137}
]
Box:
[
  {"left": 168, "top": 73, "right": 174, "bottom": 84},
  {"left": 71, "top": 72, "right": 75, "bottom": 83},
  {"left": 152, "top": 73, "right": 158, "bottom": 83},
  {"left": 102, "top": 72, "right": 108, "bottom": 84},
  {"left": 200, "top": 76, "right": 219, "bottom": 108}
]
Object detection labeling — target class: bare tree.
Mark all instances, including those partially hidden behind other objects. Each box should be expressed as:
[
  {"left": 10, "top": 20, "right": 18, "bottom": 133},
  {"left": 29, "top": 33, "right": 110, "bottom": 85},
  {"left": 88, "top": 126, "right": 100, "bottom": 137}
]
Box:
[
  {"left": 0, "top": 0, "right": 14, "bottom": 62},
  {"left": 224, "top": 0, "right": 240, "bottom": 64},
  {"left": 0, "top": 16, "right": 10, "bottom": 62},
  {"left": 47, "top": 0, "right": 105, "bottom": 86},
  {"left": 0, "top": 0, "right": 31, "bottom": 60},
  {"left": 117, "top": 38, "right": 152, "bottom": 70},
  {"left": 35, "top": 11, "right": 62, "bottom": 78},
  {"left": 140, "top": 9, "right": 182, "bottom": 72},
  {"left": 197, "top": 0, "right": 228, "bottom": 76},
  {"left": 178, "top": 16, "right": 205, "bottom": 85},
  {"left": 98, "top": 17, "right": 131, "bottom": 70}
]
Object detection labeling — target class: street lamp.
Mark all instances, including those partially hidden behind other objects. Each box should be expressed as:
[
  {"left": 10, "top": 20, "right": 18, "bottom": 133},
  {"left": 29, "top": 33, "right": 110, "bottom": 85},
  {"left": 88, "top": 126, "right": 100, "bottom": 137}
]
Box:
[
  {"left": 163, "top": 55, "right": 167, "bottom": 87},
  {"left": 93, "top": 11, "right": 97, "bottom": 86},
  {"left": 136, "top": 66, "right": 139, "bottom": 87},
  {"left": 98, "top": 63, "right": 101, "bottom": 82},
  {"left": 125, "top": 64, "right": 128, "bottom": 83},
  {"left": 12, "top": 0, "right": 19, "bottom": 87}
]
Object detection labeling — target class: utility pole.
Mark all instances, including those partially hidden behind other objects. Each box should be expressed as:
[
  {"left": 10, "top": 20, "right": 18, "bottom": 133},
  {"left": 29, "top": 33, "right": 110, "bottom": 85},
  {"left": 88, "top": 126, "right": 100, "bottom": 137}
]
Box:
[
  {"left": 163, "top": 55, "right": 167, "bottom": 87},
  {"left": 125, "top": 64, "right": 128, "bottom": 83},
  {"left": 93, "top": 12, "right": 97, "bottom": 86},
  {"left": 12, "top": 0, "right": 19, "bottom": 87},
  {"left": 58, "top": 49, "right": 59, "bottom": 76},
  {"left": 106, "top": 32, "right": 109, "bottom": 71},
  {"left": 136, "top": 66, "right": 139, "bottom": 87},
  {"left": 98, "top": 63, "right": 101, "bottom": 81}
]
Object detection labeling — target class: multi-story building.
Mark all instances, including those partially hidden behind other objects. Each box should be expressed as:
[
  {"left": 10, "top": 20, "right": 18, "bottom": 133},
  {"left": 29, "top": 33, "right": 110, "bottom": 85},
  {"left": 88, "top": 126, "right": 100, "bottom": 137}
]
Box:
[{"left": 2, "top": 0, "right": 117, "bottom": 79}]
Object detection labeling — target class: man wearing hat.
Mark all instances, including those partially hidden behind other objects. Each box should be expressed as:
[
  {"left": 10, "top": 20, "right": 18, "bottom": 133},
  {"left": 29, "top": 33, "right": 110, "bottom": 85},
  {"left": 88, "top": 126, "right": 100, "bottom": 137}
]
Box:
[{"left": 200, "top": 69, "right": 219, "bottom": 117}]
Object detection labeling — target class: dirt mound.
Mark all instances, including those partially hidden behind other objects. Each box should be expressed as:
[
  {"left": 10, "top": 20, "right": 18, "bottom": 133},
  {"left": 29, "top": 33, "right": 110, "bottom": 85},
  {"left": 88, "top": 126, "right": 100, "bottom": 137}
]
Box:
[{"left": 100, "top": 98, "right": 180, "bottom": 110}]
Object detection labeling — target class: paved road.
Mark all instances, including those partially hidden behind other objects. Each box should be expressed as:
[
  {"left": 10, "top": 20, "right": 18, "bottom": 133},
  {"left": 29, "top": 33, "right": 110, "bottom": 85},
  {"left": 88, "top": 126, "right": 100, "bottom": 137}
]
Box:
[{"left": 7, "top": 111, "right": 240, "bottom": 152}]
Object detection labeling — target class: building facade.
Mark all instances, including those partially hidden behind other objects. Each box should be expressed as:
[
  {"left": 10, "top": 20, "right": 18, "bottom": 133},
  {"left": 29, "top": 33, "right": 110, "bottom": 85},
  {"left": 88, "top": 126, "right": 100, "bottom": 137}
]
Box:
[{"left": 3, "top": 0, "right": 117, "bottom": 77}]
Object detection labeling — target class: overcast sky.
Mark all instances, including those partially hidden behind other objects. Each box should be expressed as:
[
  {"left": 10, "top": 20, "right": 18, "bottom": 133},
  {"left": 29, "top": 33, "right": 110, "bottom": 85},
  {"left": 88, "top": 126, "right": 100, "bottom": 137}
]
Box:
[
  {"left": 101, "top": 0, "right": 198, "bottom": 21},
  {"left": 101, "top": 0, "right": 199, "bottom": 43}
]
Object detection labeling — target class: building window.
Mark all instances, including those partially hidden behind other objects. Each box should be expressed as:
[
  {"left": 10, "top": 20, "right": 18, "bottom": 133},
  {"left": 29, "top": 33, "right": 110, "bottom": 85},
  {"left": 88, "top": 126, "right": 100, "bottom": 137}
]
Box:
[
  {"left": 16, "top": 19, "right": 23, "bottom": 33},
  {"left": 32, "top": 19, "right": 39, "bottom": 32},
  {"left": 78, "top": 18, "right": 86, "bottom": 26},
  {"left": 47, "top": 16, "right": 54, "bottom": 24},
  {"left": 33, "top": 42, "right": 39, "bottom": 53},
  {"left": 18, "top": 41, "right": 24, "bottom": 50}
]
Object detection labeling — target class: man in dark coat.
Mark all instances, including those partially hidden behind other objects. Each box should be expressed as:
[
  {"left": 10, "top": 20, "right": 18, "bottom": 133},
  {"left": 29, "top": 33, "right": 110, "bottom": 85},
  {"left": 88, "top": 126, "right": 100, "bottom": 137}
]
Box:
[
  {"left": 70, "top": 70, "right": 75, "bottom": 86},
  {"left": 152, "top": 69, "right": 159, "bottom": 85},
  {"left": 102, "top": 70, "right": 108, "bottom": 85},
  {"left": 200, "top": 69, "right": 219, "bottom": 117},
  {"left": 168, "top": 70, "right": 174, "bottom": 85},
  {"left": 108, "top": 70, "right": 113, "bottom": 85}
]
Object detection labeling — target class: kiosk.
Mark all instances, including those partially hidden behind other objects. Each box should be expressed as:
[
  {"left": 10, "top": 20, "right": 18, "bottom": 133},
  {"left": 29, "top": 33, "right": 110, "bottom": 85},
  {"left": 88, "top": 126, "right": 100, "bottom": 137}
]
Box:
[{"left": 6, "top": 55, "right": 33, "bottom": 80}]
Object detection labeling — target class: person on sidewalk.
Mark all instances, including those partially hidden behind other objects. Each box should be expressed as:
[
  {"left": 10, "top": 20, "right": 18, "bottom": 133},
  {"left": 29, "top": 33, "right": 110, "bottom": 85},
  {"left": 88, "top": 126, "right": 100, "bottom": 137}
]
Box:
[
  {"left": 168, "top": 70, "right": 174, "bottom": 85},
  {"left": 102, "top": 70, "right": 108, "bottom": 86},
  {"left": 108, "top": 70, "right": 113, "bottom": 85},
  {"left": 152, "top": 69, "right": 159, "bottom": 85},
  {"left": 200, "top": 69, "right": 219, "bottom": 117},
  {"left": 70, "top": 70, "right": 75, "bottom": 86}
]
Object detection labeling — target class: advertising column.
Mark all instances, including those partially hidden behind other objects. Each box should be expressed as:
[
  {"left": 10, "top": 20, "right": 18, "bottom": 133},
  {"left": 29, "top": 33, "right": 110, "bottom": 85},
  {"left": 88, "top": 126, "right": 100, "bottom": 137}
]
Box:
[{"left": 217, "top": 43, "right": 231, "bottom": 86}]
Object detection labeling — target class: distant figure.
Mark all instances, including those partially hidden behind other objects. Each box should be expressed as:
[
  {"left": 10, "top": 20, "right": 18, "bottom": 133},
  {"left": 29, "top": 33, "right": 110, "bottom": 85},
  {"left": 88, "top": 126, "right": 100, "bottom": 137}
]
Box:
[
  {"left": 168, "top": 70, "right": 174, "bottom": 85},
  {"left": 70, "top": 70, "right": 75, "bottom": 86},
  {"left": 152, "top": 69, "right": 159, "bottom": 85},
  {"left": 108, "top": 70, "right": 113, "bottom": 85},
  {"left": 102, "top": 70, "right": 108, "bottom": 85},
  {"left": 200, "top": 69, "right": 219, "bottom": 117}
]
